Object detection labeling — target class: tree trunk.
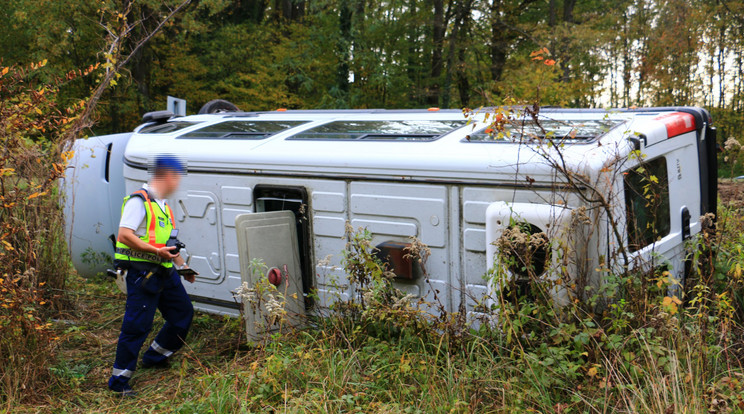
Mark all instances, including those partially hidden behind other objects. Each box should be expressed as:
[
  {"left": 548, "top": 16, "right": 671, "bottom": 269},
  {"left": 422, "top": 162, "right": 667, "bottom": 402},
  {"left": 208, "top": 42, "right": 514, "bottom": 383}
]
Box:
[
  {"left": 717, "top": 24, "right": 726, "bottom": 108},
  {"left": 456, "top": 46, "right": 471, "bottom": 107},
  {"left": 336, "top": 0, "right": 353, "bottom": 105},
  {"left": 490, "top": 0, "right": 508, "bottom": 83},
  {"left": 274, "top": 0, "right": 304, "bottom": 21},
  {"left": 563, "top": 0, "right": 576, "bottom": 24},
  {"left": 428, "top": 0, "right": 445, "bottom": 106},
  {"left": 228, "top": 0, "right": 267, "bottom": 23},
  {"left": 443, "top": 0, "right": 472, "bottom": 108},
  {"left": 407, "top": 0, "right": 419, "bottom": 103}
]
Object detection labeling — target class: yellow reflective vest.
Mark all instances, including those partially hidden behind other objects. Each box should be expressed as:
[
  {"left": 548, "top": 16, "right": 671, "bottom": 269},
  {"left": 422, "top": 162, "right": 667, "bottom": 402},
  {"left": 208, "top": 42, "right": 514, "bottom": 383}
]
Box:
[{"left": 114, "top": 189, "right": 175, "bottom": 268}]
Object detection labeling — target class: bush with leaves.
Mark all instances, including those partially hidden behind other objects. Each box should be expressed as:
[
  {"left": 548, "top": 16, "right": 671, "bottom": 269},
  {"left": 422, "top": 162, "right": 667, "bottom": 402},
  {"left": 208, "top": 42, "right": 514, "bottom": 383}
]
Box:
[{"left": 0, "top": 62, "right": 86, "bottom": 403}]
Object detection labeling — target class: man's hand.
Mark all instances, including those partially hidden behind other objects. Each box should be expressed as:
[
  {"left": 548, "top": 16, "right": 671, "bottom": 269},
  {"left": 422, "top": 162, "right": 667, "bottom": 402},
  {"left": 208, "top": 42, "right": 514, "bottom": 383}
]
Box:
[
  {"left": 181, "top": 266, "right": 197, "bottom": 283},
  {"left": 155, "top": 246, "right": 180, "bottom": 260},
  {"left": 118, "top": 227, "right": 180, "bottom": 260}
]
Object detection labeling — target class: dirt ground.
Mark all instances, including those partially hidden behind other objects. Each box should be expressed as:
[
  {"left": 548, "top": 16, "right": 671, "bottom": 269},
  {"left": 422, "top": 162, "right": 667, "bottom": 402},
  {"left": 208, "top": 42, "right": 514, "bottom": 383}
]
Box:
[{"left": 719, "top": 179, "right": 744, "bottom": 208}]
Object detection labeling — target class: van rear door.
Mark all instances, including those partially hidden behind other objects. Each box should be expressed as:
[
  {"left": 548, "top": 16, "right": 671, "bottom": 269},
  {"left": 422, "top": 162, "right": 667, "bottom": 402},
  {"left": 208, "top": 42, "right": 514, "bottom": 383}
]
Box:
[
  {"left": 621, "top": 116, "right": 701, "bottom": 289},
  {"left": 63, "top": 133, "right": 132, "bottom": 277}
]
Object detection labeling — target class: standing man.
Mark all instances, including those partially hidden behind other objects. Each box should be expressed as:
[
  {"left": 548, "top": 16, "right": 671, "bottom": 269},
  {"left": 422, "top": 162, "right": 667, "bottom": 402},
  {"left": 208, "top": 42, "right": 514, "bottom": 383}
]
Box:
[{"left": 108, "top": 154, "right": 197, "bottom": 397}]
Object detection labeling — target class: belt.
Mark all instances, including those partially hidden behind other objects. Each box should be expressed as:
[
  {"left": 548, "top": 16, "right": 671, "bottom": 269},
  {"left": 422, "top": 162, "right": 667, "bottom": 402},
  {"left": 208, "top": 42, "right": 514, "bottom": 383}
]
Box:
[{"left": 115, "top": 247, "right": 171, "bottom": 264}]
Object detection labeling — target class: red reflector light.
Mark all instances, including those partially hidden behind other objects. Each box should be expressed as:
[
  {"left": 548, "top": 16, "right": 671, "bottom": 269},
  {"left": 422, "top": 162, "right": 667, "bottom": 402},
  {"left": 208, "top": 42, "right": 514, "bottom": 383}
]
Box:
[
  {"left": 654, "top": 112, "right": 695, "bottom": 138},
  {"left": 375, "top": 241, "right": 414, "bottom": 279}
]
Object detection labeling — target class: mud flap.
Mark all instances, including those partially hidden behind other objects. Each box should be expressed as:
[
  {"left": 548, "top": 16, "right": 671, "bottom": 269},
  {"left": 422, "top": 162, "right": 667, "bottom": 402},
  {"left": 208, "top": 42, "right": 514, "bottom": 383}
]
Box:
[
  {"left": 115, "top": 269, "right": 128, "bottom": 295},
  {"left": 235, "top": 211, "right": 305, "bottom": 341}
]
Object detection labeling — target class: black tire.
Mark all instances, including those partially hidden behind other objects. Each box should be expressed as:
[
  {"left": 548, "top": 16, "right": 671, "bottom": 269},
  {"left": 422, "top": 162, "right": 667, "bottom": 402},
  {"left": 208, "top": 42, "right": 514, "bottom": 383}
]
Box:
[{"left": 198, "top": 99, "right": 240, "bottom": 114}]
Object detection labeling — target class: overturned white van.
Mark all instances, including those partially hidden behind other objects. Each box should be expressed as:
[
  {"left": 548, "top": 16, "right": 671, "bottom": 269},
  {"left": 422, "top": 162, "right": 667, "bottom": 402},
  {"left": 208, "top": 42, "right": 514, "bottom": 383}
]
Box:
[{"left": 63, "top": 106, "right": 717, "bottom": 318}]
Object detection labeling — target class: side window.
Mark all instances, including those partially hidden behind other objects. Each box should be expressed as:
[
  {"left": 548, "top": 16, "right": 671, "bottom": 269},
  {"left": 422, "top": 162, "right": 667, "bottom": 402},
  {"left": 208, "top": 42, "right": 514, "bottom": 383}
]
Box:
[{"left": 623, "top": 157, "right": 671, "bottom": 252}]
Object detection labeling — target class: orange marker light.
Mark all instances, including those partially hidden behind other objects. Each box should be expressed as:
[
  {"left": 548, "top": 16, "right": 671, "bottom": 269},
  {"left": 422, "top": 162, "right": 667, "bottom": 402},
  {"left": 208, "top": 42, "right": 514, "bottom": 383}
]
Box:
[
  {"left": 427, "top": 107, "right": 440, "bottom": 112},
  {"left": 276, "top": 108, "right": 287, "bottom": 112}
]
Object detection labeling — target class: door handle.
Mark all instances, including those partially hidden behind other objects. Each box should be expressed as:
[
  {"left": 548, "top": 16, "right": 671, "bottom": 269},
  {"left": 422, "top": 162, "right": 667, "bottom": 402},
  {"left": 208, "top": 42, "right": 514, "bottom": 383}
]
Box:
[{"left": 681, "top": 206, "right": 691, "bottom": 241}]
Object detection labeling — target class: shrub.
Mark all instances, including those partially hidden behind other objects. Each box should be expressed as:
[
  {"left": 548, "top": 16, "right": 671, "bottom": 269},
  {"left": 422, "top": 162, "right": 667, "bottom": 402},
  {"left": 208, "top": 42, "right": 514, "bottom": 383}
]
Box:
[{"left": 0, "top": 62, "right": 82, "bottom": 404}]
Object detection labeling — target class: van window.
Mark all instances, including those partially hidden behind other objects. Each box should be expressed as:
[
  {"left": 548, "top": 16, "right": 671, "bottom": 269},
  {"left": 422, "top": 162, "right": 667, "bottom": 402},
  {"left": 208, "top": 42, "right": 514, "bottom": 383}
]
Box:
[
  {"left": 464, "top": 118, "right": 623, "bottom": 143},
  {"left": 624, "top": 157, "right": 671, "bottom": 252},
  {"left": 177, "top": 120, "right": 307, "bottom": 139},
  {"left": 288, "top": 120, "right": 466, "bottom": 141},
  {"left": 139, "top": 121, "right": 201, "bottom": 134}
]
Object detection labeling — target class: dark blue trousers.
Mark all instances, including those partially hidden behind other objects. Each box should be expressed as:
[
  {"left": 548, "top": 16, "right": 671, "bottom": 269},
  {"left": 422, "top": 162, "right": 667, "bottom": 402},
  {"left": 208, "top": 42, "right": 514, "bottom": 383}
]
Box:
[{"left": 108, "top": 263, "right": 194, "bottom": 392}]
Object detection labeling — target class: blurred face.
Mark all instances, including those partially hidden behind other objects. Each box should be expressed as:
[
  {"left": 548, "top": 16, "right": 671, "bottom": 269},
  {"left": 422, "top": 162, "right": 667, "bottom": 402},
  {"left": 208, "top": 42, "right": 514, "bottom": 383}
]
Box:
[{"left": 154, "top": 169, "right": 182, "bottom": 198}]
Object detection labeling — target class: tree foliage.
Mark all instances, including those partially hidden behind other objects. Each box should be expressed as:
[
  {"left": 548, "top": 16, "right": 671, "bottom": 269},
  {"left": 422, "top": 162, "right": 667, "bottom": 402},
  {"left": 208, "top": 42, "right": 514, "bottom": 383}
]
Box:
[
  {"left": 4, "top": 0, "right": 744, "bottom": 176},
  {"left": 2, "top": 1, "right": 743, "bottom": 133}
]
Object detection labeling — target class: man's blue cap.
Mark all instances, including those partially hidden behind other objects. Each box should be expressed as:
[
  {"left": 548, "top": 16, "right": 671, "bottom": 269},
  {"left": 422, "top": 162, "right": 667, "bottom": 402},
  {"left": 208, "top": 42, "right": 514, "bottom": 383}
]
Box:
[{"left": 153, "top": 154, "right": 186, "bottom": 174}]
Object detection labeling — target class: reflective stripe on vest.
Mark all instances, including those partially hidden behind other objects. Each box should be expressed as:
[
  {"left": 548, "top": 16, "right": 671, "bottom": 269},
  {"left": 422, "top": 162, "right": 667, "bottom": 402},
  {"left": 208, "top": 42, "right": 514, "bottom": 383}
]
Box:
[{"left": 114, "top": 189, "right": 175, "bottom": 267}]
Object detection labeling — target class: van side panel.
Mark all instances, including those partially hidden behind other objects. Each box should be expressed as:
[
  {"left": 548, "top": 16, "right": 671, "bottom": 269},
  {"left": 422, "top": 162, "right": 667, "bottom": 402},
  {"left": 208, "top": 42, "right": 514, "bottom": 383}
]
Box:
[{"left": 349, "top": 182, "right": 451, "bottom": 311}]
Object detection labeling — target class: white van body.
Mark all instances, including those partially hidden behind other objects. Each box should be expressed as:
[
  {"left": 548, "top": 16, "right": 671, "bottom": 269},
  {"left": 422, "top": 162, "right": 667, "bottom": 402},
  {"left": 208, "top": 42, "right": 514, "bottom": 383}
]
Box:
[{"left": 63, "top": 107, "right": 717, "bottom": 317}]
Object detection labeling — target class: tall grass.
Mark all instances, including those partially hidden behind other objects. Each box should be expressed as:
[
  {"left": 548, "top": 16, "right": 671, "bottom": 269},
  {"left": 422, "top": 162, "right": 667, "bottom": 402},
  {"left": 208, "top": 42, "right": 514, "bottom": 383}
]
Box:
[{"left": 11, "top": 204, "right": 744, "bottom": 412}]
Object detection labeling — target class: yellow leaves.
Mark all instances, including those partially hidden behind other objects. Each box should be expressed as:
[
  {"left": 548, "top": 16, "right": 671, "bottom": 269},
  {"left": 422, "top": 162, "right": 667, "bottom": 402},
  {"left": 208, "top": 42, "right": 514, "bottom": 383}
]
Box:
[
  {"left": 662, "top": 296, "right": 682, "bottom": 315},
  {"left": 52, "top": 163, "right": 65, "bottom": 175},
  {"left": 0, "top": 168, "right": 15, "bottom": 176},
  {"left": 27, "top": 191, "right": 47, "bottom": 200},
  {"left": 399, "top": 354, "right": 412, "bottom": 374},
  {"left": 61, "top": 151, "right": 75, "bottom": 162},
  {"left": 730, "top": 262, "right": 742, "bottom": 279},
  {"left": 530, "top": 48, "right": 556, "bottom": 66},
  {"left": 530, "top": 47, "right": 550, "bottom": 58},
  {"left": 28, "top": 59, "right": 48, "bottom": 70},
  {"left": 0, "top": 66, "right": 8, "bottom": 77},
  {"left": 654, "top": 271, "right": 680, "bottom": 290},
  {"left": 1, "top": 240, "right": 13, "bottom": 251},
  {"left": 662, "top": 296, "right": 682, "bottom": 306},
  {"left": 587, "top": 365, "right": 599, "bottom": 378}
]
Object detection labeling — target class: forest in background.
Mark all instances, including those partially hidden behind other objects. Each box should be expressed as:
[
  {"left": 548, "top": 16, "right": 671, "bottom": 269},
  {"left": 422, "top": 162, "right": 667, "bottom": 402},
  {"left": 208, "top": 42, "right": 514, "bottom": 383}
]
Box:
[
  {"left": 1, "top": 0, "right": 744, "bottom": 142},
  {"left": 5, "top": 1, "right": 744, "bottom": 411}
]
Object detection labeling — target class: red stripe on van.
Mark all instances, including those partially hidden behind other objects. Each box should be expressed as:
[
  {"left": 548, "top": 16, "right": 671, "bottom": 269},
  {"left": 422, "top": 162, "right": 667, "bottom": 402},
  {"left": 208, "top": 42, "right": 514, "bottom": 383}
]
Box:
[{"left": 654, "top": 112, "right": 696, "bottom": 138}]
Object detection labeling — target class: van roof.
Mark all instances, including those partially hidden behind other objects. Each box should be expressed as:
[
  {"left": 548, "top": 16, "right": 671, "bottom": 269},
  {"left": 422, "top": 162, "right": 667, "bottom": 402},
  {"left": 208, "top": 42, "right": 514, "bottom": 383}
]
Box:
[{"left": 123, "top": 107, "right": 708, "bottom": 186}]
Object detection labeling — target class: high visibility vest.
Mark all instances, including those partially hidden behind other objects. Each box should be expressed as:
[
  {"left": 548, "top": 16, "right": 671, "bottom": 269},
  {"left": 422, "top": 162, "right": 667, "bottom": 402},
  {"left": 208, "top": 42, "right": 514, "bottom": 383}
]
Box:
[{"left": 114, "top": 189, "right": 176, "bottom": 268}]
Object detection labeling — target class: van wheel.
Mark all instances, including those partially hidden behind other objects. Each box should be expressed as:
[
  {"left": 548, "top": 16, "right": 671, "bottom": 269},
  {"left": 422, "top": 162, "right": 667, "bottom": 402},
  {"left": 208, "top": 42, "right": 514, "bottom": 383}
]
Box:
[{"left": 198, "top": 99, "right": 240, "bottom": 114}]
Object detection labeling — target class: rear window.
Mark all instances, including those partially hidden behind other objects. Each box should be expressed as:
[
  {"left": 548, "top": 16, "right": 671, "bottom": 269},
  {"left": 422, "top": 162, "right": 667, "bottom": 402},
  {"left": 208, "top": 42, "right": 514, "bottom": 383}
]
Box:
[
  {"left": 139, "top": 121, "right": 201, "bottom": 134},
  {"left": 464, "top": 118, "right": 623, "bottom": 143},
  {"left": 624, "top": 157, "right": 671, "bottom": 252},
  {"left": 288, "top": 120, "right": 467, "bottom": 141},
  {"left": 177, "top": 120, "right": 307, "bottom": 140}
]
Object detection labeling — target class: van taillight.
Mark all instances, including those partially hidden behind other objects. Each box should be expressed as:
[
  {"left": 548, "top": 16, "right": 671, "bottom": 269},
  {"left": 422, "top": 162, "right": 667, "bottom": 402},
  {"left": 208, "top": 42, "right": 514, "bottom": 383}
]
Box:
[
  {"left": 375, "top": 241, "right": 414, "bottom": 280},
  {"left": 654, "top": 112, "right": 696, "bottom": 138}
]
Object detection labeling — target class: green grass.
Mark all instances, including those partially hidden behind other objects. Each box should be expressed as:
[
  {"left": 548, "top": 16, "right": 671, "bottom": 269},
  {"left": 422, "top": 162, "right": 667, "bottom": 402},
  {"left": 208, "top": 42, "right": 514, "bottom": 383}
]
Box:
[
  {"left": 12, "top": 273, "right": 742, "bottom": 413},
  {"left": 9, "top": 201, "right": 744, "bottom": 413},
  {"left": 11, "top": 276, "right": 492, "bottom": 413}
]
